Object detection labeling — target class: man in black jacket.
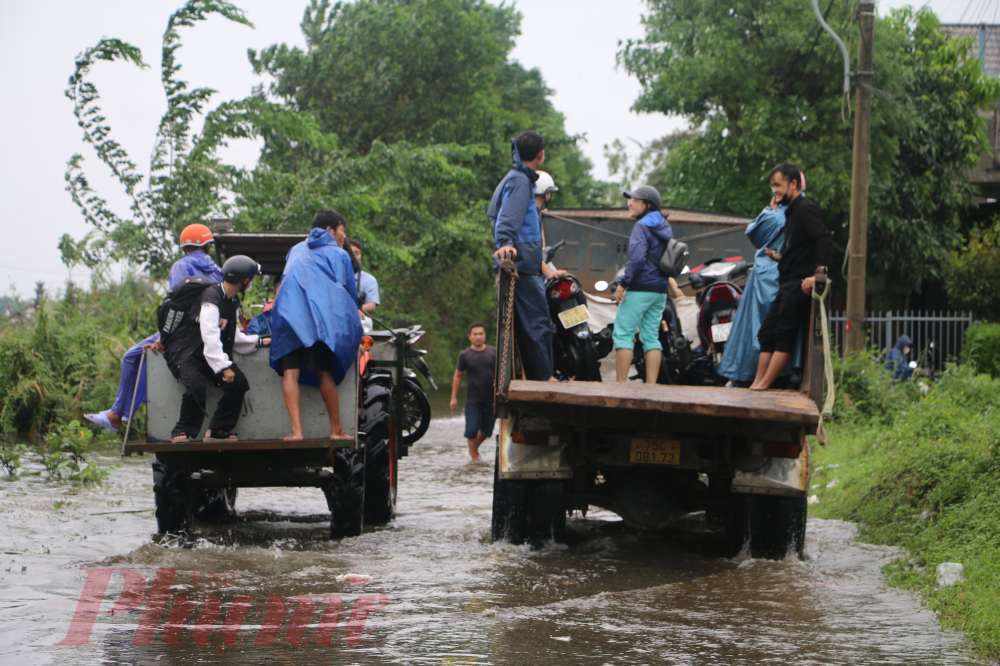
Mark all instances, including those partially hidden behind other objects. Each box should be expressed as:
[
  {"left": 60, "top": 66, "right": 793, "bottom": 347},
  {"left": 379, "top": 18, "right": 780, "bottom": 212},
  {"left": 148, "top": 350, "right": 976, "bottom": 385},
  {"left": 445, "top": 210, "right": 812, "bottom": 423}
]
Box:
[
  {"left": 164, "top": 255, "right": 268, "bottom": 442},
  {"left": 749, "top": 162, "right": 833, "bottom": 390}
]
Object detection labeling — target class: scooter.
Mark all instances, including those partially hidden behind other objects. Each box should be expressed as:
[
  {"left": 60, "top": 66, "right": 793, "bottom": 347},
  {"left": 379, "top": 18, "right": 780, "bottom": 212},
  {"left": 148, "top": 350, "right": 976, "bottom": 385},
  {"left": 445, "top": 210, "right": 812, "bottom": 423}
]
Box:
[{"left": 543, "top": 241, "right": 605, "bottom": 381}]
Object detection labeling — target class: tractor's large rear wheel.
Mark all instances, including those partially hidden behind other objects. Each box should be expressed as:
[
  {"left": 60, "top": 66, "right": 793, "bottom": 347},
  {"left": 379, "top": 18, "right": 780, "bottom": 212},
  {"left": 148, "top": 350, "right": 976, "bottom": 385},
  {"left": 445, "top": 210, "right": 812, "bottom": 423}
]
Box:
[
  {"left": 325, "top": 447, "right": 365, "bottom": 538},
  {"left": 152, "top": 458, "right": 192, "bottom": 535},
  {"left": 362, "top": 377, "right": 396, "bottom": 524}
]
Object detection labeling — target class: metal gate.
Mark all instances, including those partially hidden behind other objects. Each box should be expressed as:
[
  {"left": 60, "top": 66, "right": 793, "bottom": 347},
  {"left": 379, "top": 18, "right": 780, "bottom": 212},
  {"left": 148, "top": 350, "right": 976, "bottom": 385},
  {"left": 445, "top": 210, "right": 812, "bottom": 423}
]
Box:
[{"left": 828, "top": 311, "right": 976, "bottom": 372}]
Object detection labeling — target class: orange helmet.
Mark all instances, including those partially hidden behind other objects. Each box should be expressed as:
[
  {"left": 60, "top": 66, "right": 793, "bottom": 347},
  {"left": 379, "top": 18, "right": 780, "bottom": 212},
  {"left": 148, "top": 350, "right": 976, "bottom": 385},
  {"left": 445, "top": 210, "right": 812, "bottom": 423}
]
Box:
[{"left": 180, "top": 223, "right": 214, "bottom": 248}]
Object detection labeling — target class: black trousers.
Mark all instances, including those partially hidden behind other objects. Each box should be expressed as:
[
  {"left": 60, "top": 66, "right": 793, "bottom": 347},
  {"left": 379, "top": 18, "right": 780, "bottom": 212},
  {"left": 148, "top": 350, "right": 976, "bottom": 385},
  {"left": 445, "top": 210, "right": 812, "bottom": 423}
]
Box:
[
  {"left": 171, "top": 357, "right": 249, "bottom": 437},
  {"left": 758, "top": 282, "right": 811, "bottom": 354}
]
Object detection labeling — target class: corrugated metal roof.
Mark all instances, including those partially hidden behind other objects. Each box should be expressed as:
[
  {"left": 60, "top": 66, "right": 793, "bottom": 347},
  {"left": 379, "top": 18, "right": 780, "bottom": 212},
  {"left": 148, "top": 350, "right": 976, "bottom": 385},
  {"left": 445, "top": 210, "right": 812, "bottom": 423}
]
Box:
[{"left": 941, "top": 24, "right": 1000, "bottom": 76}]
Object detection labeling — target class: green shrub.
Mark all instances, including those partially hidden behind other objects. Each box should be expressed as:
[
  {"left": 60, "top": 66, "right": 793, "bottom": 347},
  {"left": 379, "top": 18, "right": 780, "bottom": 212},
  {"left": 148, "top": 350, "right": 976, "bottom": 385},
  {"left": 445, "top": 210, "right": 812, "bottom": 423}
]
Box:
[
  {"left": 961, "top": 322, "right": 1000, "bottom": 379},
  {"left": 830, "top": 351, "right": 922, "bottom": 426},
  {"left": 943, "top": 219, "right": 1000, "bottom": 321}
]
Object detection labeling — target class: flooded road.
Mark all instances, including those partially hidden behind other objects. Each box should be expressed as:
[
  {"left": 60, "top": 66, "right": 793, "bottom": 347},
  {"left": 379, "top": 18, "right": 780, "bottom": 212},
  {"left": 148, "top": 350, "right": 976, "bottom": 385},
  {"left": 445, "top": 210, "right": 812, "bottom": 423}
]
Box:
[{"left": 0, "top": 411, "right": 981, "bottom": 665}]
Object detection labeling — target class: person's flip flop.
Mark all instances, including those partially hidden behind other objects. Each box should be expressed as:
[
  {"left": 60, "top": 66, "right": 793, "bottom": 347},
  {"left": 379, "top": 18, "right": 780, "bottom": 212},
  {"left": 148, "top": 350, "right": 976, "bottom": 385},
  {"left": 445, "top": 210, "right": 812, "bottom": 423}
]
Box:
[
  {"left": 203, "top": 433, "right": 238, "bottom": 443},
  {"left": 84, "top": 411, "right": 119, "bottom": 434}
]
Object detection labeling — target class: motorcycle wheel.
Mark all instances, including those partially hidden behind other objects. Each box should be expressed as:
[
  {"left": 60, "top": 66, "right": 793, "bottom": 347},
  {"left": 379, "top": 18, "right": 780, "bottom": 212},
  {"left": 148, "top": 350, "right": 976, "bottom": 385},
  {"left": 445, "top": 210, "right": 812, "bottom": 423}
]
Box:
[
  {"left": 402, "top": 378, "right": 431, "bottom": 446},
  {"left": 579, "top": 336, "right": 602, "bottom": 382}
]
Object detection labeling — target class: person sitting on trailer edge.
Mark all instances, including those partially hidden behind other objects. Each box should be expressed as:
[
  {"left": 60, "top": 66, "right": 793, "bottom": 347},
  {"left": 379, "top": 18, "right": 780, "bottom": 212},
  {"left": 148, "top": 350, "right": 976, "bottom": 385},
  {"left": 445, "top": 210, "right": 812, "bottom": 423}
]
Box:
[
  {"left": 489, "top": 131, "right": 558, "bottom": 382},
  {"left": 163, "top": 255, "right": 268, "bottom": 443},
  {"left": 270, "top": 208, "right": 363, "bottom": 441},
  {"left": 347, "top": 238, "right": 380, "bottom": 318},
  {"left": 84, "top": 223, "right": 224, "bottom": 434},
  {"left": 450, "top": 322, "right": 497, "bottom": 463},
  {"left": 749, "top": 162, "right": 832, "bottom": 390}
]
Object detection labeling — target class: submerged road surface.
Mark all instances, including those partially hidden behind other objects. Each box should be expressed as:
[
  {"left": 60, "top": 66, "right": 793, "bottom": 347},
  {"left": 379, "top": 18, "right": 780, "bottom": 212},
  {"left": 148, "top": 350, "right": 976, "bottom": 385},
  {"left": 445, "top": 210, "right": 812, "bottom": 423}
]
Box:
[{"left": 0, "top": 414, "right": 981, "bottom": 665}]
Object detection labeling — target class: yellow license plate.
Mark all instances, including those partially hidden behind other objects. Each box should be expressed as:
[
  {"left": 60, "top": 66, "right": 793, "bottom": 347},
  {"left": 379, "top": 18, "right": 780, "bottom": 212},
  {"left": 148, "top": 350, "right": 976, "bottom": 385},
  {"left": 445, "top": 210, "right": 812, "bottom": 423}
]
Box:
[
  {"left": 630, "top": 438, "right": 681, "bottom": 465},
  {"left": 557, "top": 304, "right": 591, "bottom": 328}
]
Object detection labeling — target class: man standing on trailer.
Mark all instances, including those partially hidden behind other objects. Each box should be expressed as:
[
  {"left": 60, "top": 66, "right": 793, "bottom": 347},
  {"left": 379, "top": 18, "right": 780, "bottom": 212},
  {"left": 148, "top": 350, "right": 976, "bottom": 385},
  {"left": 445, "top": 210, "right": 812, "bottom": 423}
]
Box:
[
  {"left": 489, "top": 131, "right": 557, "bottom": 382},
  {"left": 270, "top": 208, "right": 363, "bottom": 441},
  {"left": 749, "top": 162, "right": 833, "bottom": 390}
]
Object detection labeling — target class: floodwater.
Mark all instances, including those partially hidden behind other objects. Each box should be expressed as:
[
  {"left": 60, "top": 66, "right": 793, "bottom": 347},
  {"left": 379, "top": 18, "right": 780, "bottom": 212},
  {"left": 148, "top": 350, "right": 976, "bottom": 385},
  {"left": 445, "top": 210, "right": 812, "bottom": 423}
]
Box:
[{"left": 0, "top": 407, "right": 982, "bottom": 665}]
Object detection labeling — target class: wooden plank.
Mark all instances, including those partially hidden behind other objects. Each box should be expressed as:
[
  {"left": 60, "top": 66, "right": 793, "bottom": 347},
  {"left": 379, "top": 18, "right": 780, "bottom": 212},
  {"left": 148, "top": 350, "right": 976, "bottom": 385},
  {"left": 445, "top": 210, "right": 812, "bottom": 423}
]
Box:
[
  {"left": 128, "top": 438, "right": 354, "bottom": 454},
  {"left": 507, "top": 380, "right": 819, "bottom": 425}
]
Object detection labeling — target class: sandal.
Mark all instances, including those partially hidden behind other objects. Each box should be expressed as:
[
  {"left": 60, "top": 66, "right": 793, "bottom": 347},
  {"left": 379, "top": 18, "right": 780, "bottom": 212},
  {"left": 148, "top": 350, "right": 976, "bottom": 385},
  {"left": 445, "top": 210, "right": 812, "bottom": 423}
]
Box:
[
  {"left": 203, "top": 431, "right": 238, "bottom": 443},
  {"left": 171, "top": 431, "right": 196, "bottom": 443},
  {"left": 85, "top": 411, "right": 120, "bottom": 434}
]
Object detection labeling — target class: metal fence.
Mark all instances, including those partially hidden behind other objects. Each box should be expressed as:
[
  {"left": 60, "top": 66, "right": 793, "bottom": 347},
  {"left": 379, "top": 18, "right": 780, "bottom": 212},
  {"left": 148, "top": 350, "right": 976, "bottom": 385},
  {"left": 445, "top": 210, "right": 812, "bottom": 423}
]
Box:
[{"left": 828, "top": 311, "right": 976, "bottom": 372}]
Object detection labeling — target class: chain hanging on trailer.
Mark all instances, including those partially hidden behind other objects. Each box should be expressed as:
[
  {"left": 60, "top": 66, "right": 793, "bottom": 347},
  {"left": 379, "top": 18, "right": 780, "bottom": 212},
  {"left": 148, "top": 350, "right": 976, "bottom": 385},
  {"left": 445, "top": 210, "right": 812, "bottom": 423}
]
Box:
[{"left": 496, "top": 254, "right": 519, "bottom": 399}]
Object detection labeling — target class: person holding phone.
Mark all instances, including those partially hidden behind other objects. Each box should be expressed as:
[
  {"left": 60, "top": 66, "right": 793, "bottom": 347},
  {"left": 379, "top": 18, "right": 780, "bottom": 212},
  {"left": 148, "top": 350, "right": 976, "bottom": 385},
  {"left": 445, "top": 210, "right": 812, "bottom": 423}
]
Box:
[{"left": 749, "top": 162, "right": 832, "bottom": 390}]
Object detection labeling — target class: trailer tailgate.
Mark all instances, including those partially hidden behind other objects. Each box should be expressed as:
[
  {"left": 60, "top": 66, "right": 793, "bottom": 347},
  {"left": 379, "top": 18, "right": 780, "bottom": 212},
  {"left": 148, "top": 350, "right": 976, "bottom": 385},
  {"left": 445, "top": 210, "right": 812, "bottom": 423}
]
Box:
[{"left": 506, "top": 380, "right": 819, "bottom": 425}]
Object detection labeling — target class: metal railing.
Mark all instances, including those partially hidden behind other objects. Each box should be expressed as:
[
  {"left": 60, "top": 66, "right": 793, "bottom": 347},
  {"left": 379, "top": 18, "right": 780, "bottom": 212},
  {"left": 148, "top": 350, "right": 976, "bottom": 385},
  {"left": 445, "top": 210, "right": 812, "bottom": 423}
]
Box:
[{"left": 828, "top": 311, "right": 976, "bottom": 372}]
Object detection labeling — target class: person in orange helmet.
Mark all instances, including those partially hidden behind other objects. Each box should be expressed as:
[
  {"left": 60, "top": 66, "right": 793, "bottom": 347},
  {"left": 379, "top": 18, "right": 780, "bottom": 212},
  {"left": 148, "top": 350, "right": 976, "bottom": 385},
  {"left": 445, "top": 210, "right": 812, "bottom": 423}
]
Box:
[{"left": 84, "top": 224, "right": 224, "bottom": 433}]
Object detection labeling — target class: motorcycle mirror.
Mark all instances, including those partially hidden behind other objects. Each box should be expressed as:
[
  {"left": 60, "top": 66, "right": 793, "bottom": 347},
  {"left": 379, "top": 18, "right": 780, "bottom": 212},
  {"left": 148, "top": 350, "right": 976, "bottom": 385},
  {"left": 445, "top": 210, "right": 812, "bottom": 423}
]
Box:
[
  {"left": 262, "top": 275, "right": 273, "bottom": 289},
  {"left": 908, "top": 361, "right": 918, "bottom": 369},
  {"left": 594, "top": 280, "right": 609, "bottom": 292},
  {"left": 681, "top": 265, "right": 691, "bottom": 275}
]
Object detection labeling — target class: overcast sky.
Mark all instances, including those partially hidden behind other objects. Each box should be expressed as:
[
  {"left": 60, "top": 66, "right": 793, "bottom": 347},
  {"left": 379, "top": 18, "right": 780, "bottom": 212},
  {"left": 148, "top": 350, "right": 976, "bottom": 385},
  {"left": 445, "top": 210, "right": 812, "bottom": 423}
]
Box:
[{"left": 0, "top": 0, "right": 986, "bottom": 296}]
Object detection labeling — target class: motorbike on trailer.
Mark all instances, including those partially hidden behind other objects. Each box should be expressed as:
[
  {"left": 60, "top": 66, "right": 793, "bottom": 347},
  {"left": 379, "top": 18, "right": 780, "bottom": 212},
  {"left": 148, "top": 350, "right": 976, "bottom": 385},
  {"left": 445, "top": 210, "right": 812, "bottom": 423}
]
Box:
[{"left": 543, "top": 240, "right": 605, "bottom": 381}]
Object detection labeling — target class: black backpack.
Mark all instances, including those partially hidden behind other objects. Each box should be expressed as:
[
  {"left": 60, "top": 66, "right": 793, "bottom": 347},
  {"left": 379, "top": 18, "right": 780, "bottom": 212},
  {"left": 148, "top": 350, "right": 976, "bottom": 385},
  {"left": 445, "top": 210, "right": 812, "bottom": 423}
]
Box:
[
  {"left": 644, "top": 227, "right": 690, "bottom": 279},
  {"left": 157, "top": 277, "right": 216, "bottom": 346}
]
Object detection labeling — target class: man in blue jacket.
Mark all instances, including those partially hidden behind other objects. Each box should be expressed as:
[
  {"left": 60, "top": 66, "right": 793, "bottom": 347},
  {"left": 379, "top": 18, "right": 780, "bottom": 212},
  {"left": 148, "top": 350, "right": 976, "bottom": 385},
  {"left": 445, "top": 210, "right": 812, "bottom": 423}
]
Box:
[
  {"left": 270, "top": 208, "right": 363, "bottom": 440},
  {"left": 488, "top": 131, "right": 557, "bottom": 382}
]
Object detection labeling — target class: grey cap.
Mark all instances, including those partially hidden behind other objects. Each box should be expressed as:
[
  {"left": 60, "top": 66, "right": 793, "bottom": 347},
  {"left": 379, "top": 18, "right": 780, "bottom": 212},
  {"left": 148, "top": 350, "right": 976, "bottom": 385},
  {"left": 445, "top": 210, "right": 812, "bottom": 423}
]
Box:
[{"left": 623, "top": 185, "right": 661, "bottom": 209}]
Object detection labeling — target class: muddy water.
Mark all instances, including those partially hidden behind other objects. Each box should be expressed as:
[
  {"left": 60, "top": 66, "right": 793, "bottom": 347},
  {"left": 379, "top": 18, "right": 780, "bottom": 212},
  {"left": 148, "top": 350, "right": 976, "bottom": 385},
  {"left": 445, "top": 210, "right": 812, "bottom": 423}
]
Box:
[{"left": 0, "top": 411, "right": 981, "bottom": 666}]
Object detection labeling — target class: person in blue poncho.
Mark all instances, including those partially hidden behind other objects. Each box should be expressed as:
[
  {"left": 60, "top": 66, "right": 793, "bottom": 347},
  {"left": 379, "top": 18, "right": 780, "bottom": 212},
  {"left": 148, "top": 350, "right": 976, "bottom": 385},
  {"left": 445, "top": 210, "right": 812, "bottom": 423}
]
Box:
[
  {"left": 884, "top": 334, "right": 914, "bottom": 380},
  {"left": 270, "top": 209, "right": 363, "bottom": 440},
  {"left": 718, "top": 178, "right": 805, "bottom": 385}
]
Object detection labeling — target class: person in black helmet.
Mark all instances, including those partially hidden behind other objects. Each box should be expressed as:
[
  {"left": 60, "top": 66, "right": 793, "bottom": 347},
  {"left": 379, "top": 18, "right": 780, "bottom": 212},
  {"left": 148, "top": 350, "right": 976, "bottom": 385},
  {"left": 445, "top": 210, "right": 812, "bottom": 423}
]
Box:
[{"left": 163, "top": 255, "right": 269, "bottom": 443}]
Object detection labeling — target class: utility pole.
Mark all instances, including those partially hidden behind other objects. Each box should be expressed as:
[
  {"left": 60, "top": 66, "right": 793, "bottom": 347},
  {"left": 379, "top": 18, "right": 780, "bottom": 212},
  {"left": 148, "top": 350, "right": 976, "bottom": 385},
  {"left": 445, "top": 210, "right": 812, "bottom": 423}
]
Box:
[{"left": 845, "top": 1, "right": 875, "bottom": 354}]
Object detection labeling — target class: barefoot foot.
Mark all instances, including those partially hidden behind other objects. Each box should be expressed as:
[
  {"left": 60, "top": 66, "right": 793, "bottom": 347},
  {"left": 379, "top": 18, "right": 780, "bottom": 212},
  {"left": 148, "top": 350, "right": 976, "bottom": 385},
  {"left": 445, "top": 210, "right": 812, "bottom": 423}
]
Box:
[{"left": 284, "top": 432, "right": 304, "bottom": 441}]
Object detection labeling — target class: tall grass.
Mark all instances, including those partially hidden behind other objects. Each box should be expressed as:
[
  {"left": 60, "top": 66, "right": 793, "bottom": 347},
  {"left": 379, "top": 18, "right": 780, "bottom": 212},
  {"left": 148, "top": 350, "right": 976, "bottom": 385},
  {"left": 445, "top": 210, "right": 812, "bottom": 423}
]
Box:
[{"left": 0, "top": 278, "right": 159, "bottom": 435}]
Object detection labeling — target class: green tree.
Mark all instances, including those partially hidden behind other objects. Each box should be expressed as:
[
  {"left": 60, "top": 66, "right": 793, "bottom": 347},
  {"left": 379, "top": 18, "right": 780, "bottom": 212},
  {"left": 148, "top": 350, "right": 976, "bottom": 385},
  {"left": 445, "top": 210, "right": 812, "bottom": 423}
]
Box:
[
  {"left": 250, "top": 0, "right": 603, "bottom": 205},
  {"left": 619, "top": 2, "right": 1000, "bottom": 294},
  {"left": 943, "top": 220, "right": 1000, "bottom": 321}
]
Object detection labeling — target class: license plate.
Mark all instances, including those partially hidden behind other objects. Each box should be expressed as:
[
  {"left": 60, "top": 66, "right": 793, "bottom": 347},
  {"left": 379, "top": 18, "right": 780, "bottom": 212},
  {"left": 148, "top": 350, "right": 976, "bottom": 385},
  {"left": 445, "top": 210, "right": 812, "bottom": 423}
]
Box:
[
  {"left": 711, "top": 321, "right": 732, "bottom": 343},
  {"left": 558, "top": 304, "right": 591, "bottom": 329},
  {"left": 630, "top": 438, "right": 681, "bottom": 465}
]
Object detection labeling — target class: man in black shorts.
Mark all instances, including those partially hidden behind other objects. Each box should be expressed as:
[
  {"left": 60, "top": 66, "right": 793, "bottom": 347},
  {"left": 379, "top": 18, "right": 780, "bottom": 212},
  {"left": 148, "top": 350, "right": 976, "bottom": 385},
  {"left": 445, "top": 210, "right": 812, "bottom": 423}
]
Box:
[
  {"left": 164, "top": 255, "right": 268, "bottom": 443},
  {"left": 450, "top": 322, "right": 497, "bottom": 462},
  {"left": 750, "top": 162, "right": 833, "bottom": 390}
]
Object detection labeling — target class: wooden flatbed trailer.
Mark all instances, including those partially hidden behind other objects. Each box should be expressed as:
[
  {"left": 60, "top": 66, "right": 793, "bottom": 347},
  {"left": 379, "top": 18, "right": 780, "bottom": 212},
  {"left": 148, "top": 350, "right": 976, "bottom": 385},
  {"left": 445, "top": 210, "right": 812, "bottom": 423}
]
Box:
[{"left": 491, "top": 260, "right": 829, "bottom": 559}]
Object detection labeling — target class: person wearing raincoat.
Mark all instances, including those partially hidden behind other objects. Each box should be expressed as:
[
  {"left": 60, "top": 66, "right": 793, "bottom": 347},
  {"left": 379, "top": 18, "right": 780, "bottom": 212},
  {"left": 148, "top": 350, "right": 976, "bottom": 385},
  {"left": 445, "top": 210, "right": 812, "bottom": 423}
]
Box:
[
  {"left": 270, "top": 208, "right": 363, "bottom": 440},
  {"left": 884, "top": 334, "right": 914, "bottom": 380},
  {"left": 718, "top": 184, "right": 805, "bottom": 385}
]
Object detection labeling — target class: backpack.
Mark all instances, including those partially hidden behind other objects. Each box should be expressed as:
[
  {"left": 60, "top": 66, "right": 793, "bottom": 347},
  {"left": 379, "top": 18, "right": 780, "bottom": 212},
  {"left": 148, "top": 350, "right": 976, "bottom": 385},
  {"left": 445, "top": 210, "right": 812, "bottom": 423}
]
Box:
[
  {"left": 157, "top": 277, "right": 216, "bottom": 346},
  {"left": 644, "top": 227, "right": 690, "bottom": 279}
]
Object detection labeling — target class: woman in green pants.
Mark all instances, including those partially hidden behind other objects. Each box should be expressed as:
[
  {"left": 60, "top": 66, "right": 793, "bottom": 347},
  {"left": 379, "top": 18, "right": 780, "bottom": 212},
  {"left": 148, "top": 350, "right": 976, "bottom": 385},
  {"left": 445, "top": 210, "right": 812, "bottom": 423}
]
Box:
[{"left": 613, "top": 185, "right": 675, "bottom": 383}]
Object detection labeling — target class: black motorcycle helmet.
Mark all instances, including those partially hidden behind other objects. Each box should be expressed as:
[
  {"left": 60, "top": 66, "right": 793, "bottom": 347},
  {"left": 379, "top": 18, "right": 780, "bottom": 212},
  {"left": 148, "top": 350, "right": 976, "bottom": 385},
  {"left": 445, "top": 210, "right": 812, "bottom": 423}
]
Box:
[
  {"left": 622, "top": 185, "right": 661, "bottom": 210},
  {"left": 222, "top": 255, "right": 261, "bottom": 284}
]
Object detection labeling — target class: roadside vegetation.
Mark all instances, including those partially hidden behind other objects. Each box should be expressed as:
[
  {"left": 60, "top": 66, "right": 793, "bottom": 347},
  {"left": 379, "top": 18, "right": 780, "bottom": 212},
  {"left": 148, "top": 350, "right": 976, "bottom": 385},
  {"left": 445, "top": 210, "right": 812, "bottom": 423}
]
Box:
[{"left": 812, "top": 345, "right": 1000, "bottom": 662}]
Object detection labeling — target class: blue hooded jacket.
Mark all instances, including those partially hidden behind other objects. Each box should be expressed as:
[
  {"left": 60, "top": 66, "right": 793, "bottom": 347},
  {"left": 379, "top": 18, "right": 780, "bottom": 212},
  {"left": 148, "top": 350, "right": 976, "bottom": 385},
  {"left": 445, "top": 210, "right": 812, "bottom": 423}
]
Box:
[
  {"left": 619, "top": 210, "right": 674, "bottom": 293},
  {"left": 884, "top": 334, "right": 914, "bottom": 380},
  {"left": 718, "top": 205, "right": 802, "bottom": 382},
  {"left": 488, "top": 140, "right": 542, "bottom": 275},
  {"left": 169, "top": 250, "right": 223, "bottom": 289},
  {"left": 269, "top": 229, "right": 362, "bottom": 385}
]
